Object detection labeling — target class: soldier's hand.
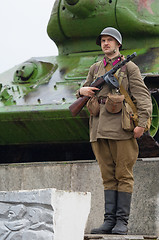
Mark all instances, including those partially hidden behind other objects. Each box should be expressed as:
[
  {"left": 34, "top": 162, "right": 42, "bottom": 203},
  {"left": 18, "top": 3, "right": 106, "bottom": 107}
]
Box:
[
  {"left": 121, "top": 55, "right": 125, "bottom": 60},
  {"left": 80, "top": 87, "right": 99, "bottom": 97},
  {"left": 133, "top": 126, "right": 145, "bottom": 138}
]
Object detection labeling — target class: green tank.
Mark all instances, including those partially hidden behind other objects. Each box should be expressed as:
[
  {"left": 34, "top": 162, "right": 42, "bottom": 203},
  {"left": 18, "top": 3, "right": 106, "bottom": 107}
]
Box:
[{"left": 0, "top": 0, "right": 158, "bottom": 162}]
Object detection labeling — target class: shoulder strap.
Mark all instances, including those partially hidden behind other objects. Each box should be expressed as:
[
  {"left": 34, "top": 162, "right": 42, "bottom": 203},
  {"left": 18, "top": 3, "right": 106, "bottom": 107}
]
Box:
[
  {"left": 119, "top": 85, "right": 138, "bottom": 124},
  {"left": 117, "top": 65, "right": 138, "bottom": 125}
]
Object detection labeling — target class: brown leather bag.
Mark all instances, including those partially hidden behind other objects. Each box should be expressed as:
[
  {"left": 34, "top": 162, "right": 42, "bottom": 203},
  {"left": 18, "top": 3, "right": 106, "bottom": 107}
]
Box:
[
  {"left": 86, "top": 96, "right": 100, "bottom": 116},
  {"left": 122, "top": 102, "right": 135, "bottom": 131},
  {"left": 105, "top": 93, "right": 125, "bottom": 114}
]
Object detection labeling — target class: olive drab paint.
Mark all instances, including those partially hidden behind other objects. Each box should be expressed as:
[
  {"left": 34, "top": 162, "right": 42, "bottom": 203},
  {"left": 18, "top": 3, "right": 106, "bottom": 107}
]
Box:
[{"left": 0, "top": 0, "right": 158, "bottom": 157}]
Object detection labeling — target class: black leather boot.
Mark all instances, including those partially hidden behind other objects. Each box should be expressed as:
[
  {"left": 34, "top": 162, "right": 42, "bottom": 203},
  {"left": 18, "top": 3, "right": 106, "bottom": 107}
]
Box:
[
  {"left": 91, "top": 190, "right": 117, "bottom": 234},
  {"left": 112, "top": 191, "right": 132, "bottom": 235}
]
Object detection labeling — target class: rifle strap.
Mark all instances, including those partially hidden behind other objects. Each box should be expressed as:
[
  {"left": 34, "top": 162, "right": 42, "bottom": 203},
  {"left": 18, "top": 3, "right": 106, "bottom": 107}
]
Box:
[
  {"left": 120, "top": 85, "right": 138, "bottom": 124},
  {"left": 117, "top": 66, "right": 138, "bottom": 126}
]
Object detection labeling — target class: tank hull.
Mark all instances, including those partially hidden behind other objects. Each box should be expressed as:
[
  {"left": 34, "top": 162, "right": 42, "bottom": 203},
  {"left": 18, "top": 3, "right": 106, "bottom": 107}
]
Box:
[{"left": 0, "top": 50, "right": 158, "bottom": 159}]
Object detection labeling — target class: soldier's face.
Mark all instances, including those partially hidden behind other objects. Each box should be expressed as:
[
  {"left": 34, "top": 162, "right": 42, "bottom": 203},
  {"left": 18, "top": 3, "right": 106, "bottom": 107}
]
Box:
[{"left": 101, "top": 35, "right": 120, "bottom": 56}]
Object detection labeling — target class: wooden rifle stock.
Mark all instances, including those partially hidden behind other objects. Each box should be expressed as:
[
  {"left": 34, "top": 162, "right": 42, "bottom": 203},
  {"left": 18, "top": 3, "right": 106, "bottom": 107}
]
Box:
[
  {"left": 69, "top": 76, "right": 104, "bottom": 116},
  {"left": 69, "top": 96, "right": 90, "bottom": 117}
]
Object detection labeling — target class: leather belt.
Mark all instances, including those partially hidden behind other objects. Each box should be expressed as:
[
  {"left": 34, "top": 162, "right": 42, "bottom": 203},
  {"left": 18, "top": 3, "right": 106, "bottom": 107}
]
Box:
[{"left": 98, "top": 97, "right": 107, "bottom": 104}]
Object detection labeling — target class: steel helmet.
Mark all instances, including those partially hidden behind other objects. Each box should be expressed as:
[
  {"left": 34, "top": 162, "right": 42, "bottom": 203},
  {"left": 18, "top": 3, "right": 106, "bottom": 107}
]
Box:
[{"left": 96, "top": 27, "right": 122, "bottom": 48}]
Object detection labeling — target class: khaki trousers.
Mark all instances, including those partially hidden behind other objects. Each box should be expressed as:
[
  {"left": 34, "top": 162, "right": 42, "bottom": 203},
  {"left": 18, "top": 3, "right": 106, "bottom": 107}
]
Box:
[{"left": 91, "top": 138, "right": 139, "bottom": 193}]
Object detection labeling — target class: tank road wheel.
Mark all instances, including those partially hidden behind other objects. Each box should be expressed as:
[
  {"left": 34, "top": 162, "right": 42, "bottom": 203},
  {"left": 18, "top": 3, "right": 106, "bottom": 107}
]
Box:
[{"left": 150, "top": 95, "right": 159, "bottom": 142}]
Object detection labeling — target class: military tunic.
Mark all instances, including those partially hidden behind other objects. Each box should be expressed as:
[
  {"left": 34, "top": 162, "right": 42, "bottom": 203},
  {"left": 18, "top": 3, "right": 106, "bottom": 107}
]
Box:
[{"left": 79, "top": 55, "right": 152, "bottom": 142}]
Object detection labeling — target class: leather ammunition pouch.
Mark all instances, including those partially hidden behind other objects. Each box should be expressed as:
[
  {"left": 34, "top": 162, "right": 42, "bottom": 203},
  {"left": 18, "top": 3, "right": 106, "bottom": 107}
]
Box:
[
  {"left": 122, "top": 102, "right": 135, "bottom": 131},
  {"left": 105, "top": 93, "right": 125, "bottom": 114},
  {"left": 86, "top": 96, "right": 100, "bottom": 116},
  {"left": 122, "top": 102, "right": 151, "bottom": 132}
]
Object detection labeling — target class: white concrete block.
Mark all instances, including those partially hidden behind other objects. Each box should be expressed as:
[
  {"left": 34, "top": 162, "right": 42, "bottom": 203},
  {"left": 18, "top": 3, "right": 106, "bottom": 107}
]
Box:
[{"left": 0, "top": 188, "right": 91, "bottom": 240}]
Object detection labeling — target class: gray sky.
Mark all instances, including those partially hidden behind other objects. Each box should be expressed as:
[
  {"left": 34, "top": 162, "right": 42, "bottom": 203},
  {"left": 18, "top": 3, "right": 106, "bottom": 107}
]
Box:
[{"left": 0, "top": 0, "right": 58, "bottom": 73}]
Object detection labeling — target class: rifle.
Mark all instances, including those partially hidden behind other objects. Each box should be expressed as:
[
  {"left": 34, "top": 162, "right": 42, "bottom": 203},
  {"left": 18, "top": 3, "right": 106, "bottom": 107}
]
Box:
[{"left": 69, "top": 52, "right": 137, "bottom": 117}]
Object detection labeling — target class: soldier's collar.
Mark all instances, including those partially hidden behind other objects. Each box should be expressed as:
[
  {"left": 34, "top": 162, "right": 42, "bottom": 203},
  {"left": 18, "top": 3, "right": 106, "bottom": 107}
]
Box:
[{"left": 103, "top": 55, "right": 122, "bottom": 67}]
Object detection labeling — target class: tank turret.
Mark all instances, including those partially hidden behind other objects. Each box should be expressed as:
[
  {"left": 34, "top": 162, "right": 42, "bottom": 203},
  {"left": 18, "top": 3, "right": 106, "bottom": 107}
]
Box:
[
  {"left": 0, "top": 0, "right": 158, "bottom": 162},
  {"left": 47, "top": 0, "right": 159, "bottom": 54}
]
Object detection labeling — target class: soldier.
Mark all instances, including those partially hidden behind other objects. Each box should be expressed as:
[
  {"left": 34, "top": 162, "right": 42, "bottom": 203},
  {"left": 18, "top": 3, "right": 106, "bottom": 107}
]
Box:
[{"left": 77, "top": 27, "right": 152, "bottom": 235}]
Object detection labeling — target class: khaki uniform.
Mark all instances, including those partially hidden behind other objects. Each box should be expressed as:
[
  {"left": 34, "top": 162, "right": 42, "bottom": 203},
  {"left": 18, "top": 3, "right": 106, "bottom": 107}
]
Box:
[{"left": 78, "top": 55, "right": 152, "bottom": 193}]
